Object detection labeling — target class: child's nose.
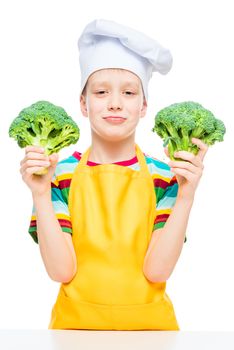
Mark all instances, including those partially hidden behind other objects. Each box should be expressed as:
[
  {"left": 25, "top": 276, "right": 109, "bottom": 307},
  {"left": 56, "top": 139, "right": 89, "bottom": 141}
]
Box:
[{"left": 107, "top": 93, "right": 123, "bottom": 110}]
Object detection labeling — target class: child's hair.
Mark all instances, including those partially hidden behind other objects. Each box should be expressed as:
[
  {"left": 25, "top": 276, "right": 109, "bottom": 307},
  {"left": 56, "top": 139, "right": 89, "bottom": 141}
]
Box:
[{"left": 81, "top": 68, "right": 145, "bottom": 99}]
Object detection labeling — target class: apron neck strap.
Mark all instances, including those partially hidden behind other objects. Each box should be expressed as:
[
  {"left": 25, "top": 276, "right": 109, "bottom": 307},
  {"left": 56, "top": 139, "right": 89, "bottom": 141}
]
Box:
[{"left": 78, "top": 143, "right": 149, "bottom": 175}]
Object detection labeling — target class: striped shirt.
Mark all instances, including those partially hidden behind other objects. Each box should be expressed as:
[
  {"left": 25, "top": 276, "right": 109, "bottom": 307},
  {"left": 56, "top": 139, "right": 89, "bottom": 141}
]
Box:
[{"left": 29, "top": 150, "right": 187, "bottom": 244}]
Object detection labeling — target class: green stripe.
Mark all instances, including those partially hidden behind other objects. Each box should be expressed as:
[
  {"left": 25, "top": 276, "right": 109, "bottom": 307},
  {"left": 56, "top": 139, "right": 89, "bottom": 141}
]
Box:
[
  {"left": 61, "top": 187, "right": 69, "bottom": 202},
  {"left": 155, "top": 187, "right": 165, "bottom": 203},
  {"left": 61, "top": 227, "right": 72, "bottom": 234},
  {"left": 153, "top": 222, "right": 166, "bottom": 230},
  {"left": 28, "top": 231, "right": 38, "bottom": 244}
]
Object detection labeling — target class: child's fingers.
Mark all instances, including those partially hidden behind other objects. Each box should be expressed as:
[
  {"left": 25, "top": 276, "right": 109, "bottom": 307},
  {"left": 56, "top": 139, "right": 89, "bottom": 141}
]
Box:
[
  {"left": 22, "top": 166, "right": 47, "bottom": 177},
  {"left": 24, "top": 152, "right": 49, "bottom": 162},
  {"left": 174, "top": 151, "right": 204, "bottom": 169},
  {"left": 20, "top": 160, "right": 51, "bottom": 173},
  {"left": 45, "top": 154, "right": 59, "bottom": 178},
  {"left": 20, "top": 151, "right": 50, "bottom": 167},
  {"left": 25, "top": 146, "right": 45, "bottom": 154},
  {"left": 170, "top": 167, "right": 195, "bottom": 182},
  {"left": 164, "top": 147, "right": 169, "bottom": 157},
  {"left": 48, "top": 153, "right": 59, "bottom": 166},
  {"left": 168, "top": 160, "right": 202, "bottom": 175},
  {"left": 191, "top": 138, "right": 209, "bottom": 161}
]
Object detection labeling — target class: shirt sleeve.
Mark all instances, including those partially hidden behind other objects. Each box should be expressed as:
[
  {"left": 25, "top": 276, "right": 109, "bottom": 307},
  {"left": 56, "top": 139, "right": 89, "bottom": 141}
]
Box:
[
  {"left": 153, "top": 175, "right": 187, "bottom": 243},
  {"left": 28, "top": 174, "right": 72, "bottom": 244}
]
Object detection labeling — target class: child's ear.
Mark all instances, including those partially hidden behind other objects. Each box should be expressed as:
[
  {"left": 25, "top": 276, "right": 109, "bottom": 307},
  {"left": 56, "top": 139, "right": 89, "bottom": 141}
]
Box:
[
  {"left": 80, "top": 94, "right": 88, "bottom": 117},
  {"left": 140, "top": 97, "right": 147, "bottom": 118}
]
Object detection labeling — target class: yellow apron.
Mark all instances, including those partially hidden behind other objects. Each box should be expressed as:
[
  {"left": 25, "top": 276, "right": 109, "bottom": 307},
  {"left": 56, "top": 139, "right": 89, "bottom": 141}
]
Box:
[{"left": 48, "top": 143, "right": 180, "bottom": 330}]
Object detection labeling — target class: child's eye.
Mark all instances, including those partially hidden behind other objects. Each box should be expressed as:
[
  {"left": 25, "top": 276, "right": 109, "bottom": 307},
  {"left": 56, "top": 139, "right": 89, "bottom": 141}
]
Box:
[
  {"left": 95, "top": 90, "right": 135, "bottom": 95},
  {"left": 96, "top": 91, "right": 107, "bottom": 94}
]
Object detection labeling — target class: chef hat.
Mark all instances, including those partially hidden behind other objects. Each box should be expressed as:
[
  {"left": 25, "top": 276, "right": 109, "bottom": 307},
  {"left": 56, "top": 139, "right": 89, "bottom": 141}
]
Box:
[{"left": 77, "top": 19, "right": 173, "bottom": 102}]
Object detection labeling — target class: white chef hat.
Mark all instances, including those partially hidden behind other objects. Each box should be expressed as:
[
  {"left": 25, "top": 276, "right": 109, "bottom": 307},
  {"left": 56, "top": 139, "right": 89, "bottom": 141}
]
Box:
[{"left": 77, "top": 19, "right": 173, "bottom": 102}]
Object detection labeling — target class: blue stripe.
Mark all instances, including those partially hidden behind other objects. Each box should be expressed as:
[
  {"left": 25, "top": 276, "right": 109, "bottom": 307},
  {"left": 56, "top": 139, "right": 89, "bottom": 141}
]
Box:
[
  {"left": 52, "top": 200, "right": 70, "bottom": 216},
  {"left": 166, "top": 183, "right": 179, "bottom": 197},
  {"left": 148, "top": 162, "right": 174, "bottom": 179},
  {"left": 55, "top": 160, "right": 78, "bottom": 176},
  {"left": 51, "top": 187, "right": 65, "bottom": 201},
  {"left": 146, "top": 156, "right": 171, "bottom": 171},
  {"left": 59, "top": 155, "right": 78, "bottom": 164},
  {"left": 157, "top": 183, "right": 178, "bottom": 209},
  {"left": 157, "top": 195, "right": 177, "bottom": 210}
]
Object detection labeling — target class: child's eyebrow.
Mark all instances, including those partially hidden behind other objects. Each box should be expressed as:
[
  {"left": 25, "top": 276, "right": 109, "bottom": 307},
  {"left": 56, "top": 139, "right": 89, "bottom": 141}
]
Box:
[{"left": 91, "top": 81, "right": 139, "bottom": 88}]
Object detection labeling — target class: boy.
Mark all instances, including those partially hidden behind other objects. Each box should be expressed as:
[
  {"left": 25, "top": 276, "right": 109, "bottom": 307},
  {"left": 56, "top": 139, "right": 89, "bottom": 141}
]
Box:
[{"left": 20, "top": 19, "right": 208, "bottom": 330}]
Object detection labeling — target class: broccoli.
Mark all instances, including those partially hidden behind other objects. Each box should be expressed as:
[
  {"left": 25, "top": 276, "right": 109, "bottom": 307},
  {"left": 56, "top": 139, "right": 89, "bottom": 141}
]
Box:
[
  {"left": 9, "top": 100, "right": 80, "bottom": 175},
  {"left": 152, "top": 101, "right": 226, "bottom": 161}
]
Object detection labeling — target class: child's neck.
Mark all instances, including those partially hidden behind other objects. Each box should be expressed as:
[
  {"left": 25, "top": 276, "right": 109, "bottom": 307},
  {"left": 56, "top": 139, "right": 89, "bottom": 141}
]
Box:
[{"left": 88, "top": 136, "right": 136, "bottom": 164}]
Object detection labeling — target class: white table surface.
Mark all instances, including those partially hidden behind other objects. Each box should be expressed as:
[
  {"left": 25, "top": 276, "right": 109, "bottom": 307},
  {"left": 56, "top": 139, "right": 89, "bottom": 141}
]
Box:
[{"left": 0, "top": 330, "right": 234, "bottom": 350}]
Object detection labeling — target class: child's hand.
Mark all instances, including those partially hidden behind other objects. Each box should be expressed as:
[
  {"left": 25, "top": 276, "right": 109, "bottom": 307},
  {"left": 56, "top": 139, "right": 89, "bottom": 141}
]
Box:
[
  {"left": 165, "top": 138, "right": 208, "bottom": 201},
  {"left": 20, "top": 146, "right": 59, "bottom": 197}
]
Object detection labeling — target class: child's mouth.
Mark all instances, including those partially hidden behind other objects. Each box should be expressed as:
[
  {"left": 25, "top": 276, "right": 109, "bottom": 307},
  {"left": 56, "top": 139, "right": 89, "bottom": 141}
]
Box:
[{"left": 103, "top": 117, "right": 126, "bottom": 124}]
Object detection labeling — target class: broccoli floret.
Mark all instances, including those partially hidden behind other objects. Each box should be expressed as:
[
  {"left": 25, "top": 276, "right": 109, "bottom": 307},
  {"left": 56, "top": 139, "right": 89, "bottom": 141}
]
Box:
[
  {"left": 203, "top": 118, "right": 226, "bottom": 145},
  {"left": 152, "top": 101, "right": 226, "bottom": 161},
  {"left": 9, "top": 100, "right": 80, "bottom": 175}
]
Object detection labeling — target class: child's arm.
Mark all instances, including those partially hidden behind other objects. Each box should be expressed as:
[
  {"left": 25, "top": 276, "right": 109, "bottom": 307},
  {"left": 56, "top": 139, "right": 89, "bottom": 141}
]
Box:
[
  {"left": 20, "top": 146, "right": 77, "bottom": 283},
  {"left": 143, "top": 138, "right": 208, "bottom": 282},
  {"left": 143, "top": 196, "right": 193, "bottom": 282},
  {"left": 32, "top": 192, "right": 77, "bottom": 283}
]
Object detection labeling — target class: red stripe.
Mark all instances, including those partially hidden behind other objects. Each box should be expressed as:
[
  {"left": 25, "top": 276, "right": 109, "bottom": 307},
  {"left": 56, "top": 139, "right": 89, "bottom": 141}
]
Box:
[
  {"left": 155, "top": 218, "right": 167, "bottom": 224},
  {"left": 72, "top": 151, "right": 142, "bottom": 166},
  {"left": 59, "top": 179, "right": 71, "bottom": 189},
  {"left": 155, "top": 220, "right": 169, "bottom": 225},
  {"left": 153, "top": 178, "right": 169, "bottom": 189},
  {"left": 30, "top": 220, "right": 36, "bottom": 227},
  {"left": 169, "top": 177, "right": 177, "bottom": 186},
  {"left": 58, "top": 219, "right": 72, "bottom": 229},
  {"left": 154, "top": 214, "right": 169, "bottom": 223},
  {"left": 155, "top": 218, "right": 168, "bottom": 224},
  {"left": 73, "top": 151, "right": 81, "bottom": 160},
  {"left": 30, "top": 219, "right": 72, "bottom": 229},
  {"left": 156, "top": 214, "right": 169, "bottom": 219}
]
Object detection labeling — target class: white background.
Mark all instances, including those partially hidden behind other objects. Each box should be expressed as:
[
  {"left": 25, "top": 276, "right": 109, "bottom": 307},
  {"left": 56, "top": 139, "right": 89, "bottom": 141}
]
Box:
[{"left": 0, "top": 0, "right": 233, "bottom": 330}]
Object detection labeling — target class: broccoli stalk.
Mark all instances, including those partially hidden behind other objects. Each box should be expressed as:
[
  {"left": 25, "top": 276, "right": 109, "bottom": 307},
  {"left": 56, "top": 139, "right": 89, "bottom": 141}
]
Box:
[
  {"left": 9, "top": 100, "right": 80, "bottom": 175},
  {"left": 152, "top": 101, "right": 226, "bottom": 161}
]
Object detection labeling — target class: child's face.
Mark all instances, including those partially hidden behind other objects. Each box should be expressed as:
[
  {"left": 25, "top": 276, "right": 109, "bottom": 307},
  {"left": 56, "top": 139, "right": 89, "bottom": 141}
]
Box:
[{"left": 80, "top": 68, "right": 147, "bottom": 142}]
